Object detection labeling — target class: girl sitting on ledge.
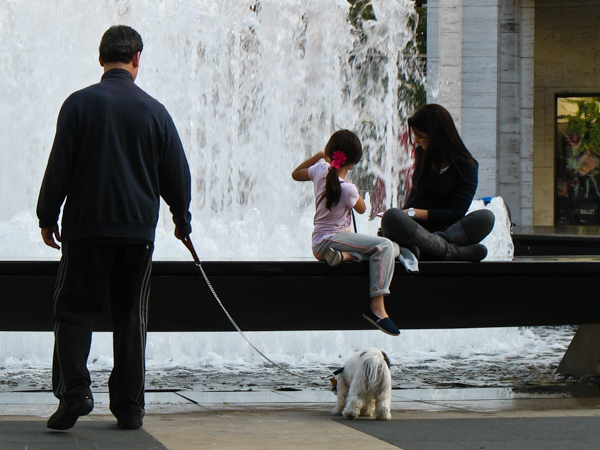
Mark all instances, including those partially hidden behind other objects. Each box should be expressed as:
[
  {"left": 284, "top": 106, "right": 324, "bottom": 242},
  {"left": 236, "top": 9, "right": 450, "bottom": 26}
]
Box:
[{"left": 292, "top": 129, "right": 400, "bottom": 336}]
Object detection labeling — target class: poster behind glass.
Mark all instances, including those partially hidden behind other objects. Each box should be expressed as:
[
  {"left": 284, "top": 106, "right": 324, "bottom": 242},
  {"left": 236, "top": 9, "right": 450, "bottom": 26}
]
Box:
[{"left": 556, "top": 95, "right": 600, "bottom": 226}]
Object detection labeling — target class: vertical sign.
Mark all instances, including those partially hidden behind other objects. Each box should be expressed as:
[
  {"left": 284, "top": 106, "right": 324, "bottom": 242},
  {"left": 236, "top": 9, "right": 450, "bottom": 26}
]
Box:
[{"left": 556, "top": 95, "right": 600, "bottom": 226}]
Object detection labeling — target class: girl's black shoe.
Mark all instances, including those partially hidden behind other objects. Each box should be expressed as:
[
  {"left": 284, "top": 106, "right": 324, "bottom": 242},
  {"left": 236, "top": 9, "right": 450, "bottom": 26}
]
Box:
[{"left": 363, "top": 309, "right": 400, "bottom": 336}]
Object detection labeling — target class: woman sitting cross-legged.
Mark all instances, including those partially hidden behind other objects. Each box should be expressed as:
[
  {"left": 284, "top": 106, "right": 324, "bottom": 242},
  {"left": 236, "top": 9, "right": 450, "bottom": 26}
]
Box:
[{"left": 381, "top": 104, "right": 495, "bottom": 261}]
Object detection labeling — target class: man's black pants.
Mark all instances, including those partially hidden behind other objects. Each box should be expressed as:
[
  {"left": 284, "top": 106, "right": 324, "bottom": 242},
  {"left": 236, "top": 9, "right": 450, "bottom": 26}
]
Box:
[{"left": 52, "top": 240, "right": 153, "bottom": 419}]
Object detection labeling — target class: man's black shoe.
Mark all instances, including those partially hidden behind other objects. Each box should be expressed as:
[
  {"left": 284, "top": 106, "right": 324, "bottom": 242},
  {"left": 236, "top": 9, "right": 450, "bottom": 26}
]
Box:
[
  {"left": 47, "top": 397, "right": 94, "bottom": 430},
  {"left": 117, "top": 411, "right": 145, "bottom": 430}
]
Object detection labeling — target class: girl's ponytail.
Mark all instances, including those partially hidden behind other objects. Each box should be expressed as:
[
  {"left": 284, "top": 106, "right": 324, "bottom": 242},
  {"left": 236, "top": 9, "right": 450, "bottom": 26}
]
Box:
[
  {"left": 324, "top": 166, "right": 343, "bottom": 209},
  {"left": 319, "top": 130, "right": 363, "bottom": 210}
]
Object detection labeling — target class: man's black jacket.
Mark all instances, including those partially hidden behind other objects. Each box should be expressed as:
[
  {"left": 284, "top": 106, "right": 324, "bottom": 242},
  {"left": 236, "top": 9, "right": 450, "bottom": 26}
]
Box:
[{"left": 37, "top": 69, "right": 192, "bottom": 242}]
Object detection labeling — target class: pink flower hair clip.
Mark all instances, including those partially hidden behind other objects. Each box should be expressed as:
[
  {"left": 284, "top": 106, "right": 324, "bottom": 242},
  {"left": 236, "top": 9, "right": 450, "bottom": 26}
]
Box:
[{"left": 331, "top": 151, "right": 348, "bottom": 169}]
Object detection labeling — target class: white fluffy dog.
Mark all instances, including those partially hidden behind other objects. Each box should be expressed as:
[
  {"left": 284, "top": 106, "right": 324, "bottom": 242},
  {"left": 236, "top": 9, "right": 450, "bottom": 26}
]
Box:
[{"left": 331, "top": 348, "right": 392, "bottom": 420}]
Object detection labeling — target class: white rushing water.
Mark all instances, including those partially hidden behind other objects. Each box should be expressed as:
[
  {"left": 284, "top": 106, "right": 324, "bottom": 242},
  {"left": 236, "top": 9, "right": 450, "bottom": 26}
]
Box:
[
  {"left": 0, "top": 1, "right": 541, "bottom": 387},
  {"left": 0, "top": 0, "right": 420, "bottom": 260},
  {"left": 0, "top": 0, "right": 512, "bottom": 259}
]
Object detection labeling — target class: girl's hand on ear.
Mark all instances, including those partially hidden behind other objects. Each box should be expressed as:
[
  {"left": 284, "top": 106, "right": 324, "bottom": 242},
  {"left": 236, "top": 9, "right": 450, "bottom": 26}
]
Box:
[{"left": 292, "top": 151, "right": 326, "bottom": 181}]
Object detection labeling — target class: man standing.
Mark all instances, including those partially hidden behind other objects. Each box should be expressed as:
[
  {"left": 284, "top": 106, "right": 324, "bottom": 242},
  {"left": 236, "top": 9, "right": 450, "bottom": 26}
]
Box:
[{"left": 36, "top": 25, "right": 192, "bottom": 431}]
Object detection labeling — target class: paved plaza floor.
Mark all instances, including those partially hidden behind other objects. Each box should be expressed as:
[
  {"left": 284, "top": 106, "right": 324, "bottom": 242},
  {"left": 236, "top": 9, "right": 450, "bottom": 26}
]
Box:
[{"left": 2, "top": 382, "right": 600, "bottom": 449}]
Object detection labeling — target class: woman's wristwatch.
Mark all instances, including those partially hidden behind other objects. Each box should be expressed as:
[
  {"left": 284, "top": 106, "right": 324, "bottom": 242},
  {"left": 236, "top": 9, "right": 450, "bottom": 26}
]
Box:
[{"left": 407, "top": 208, "right": 416, "bottom": 218}]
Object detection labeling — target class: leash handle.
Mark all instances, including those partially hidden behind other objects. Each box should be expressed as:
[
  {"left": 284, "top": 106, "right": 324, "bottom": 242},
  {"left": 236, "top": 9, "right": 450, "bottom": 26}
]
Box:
[{"left": 182, "top": 235, "right": 200, "bottom": 264}]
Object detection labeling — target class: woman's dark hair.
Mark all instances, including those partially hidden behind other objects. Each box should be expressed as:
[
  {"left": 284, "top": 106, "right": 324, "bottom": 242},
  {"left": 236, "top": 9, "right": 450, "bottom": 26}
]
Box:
[
  {"left": 407, "top": 104, "right": 477, "bottom": 191},
  {"left": 99, "top": 25, "right": 143, "bottom": 64},
  {"left": 320, "top": 129, "right": 363, "bottom": 210}
]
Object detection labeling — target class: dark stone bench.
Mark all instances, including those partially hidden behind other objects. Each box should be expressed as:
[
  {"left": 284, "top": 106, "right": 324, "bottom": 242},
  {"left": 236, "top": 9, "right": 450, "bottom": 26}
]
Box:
[
  {"left": 2, "top": 248, "right": 600, "bottom": 377},
  {"left": 2, "top": 257, "right": 599, "bottom": 332}
]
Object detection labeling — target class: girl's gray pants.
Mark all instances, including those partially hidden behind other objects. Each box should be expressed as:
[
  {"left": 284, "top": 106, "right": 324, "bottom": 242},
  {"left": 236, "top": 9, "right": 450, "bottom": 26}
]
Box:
[{"left": 313, "top": 232, "right": 400, "bottom": 298}]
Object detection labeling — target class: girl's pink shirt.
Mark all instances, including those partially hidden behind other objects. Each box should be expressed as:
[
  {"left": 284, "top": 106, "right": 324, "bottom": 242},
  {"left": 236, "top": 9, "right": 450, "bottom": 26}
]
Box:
[{"left": 308, "top": 160, "right": 360, "bottom": 247}]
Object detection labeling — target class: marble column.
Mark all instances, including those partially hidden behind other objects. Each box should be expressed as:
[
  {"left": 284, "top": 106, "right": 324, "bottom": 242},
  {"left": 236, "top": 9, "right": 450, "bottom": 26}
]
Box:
[{"left": 426, "top": 0, "right": 534, "bottom": 226}]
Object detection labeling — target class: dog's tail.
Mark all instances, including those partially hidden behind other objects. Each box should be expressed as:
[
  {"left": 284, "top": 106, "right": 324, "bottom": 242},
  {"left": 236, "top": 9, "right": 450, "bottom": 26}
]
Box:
[{"left": 361, "top": 350, "right": 391, "bottom": 390}]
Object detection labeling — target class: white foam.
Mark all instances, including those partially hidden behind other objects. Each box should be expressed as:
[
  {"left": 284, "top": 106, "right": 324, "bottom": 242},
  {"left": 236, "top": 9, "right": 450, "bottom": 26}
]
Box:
[{"left": 0, "top": 327, "right": 567, "bottom": 372}]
